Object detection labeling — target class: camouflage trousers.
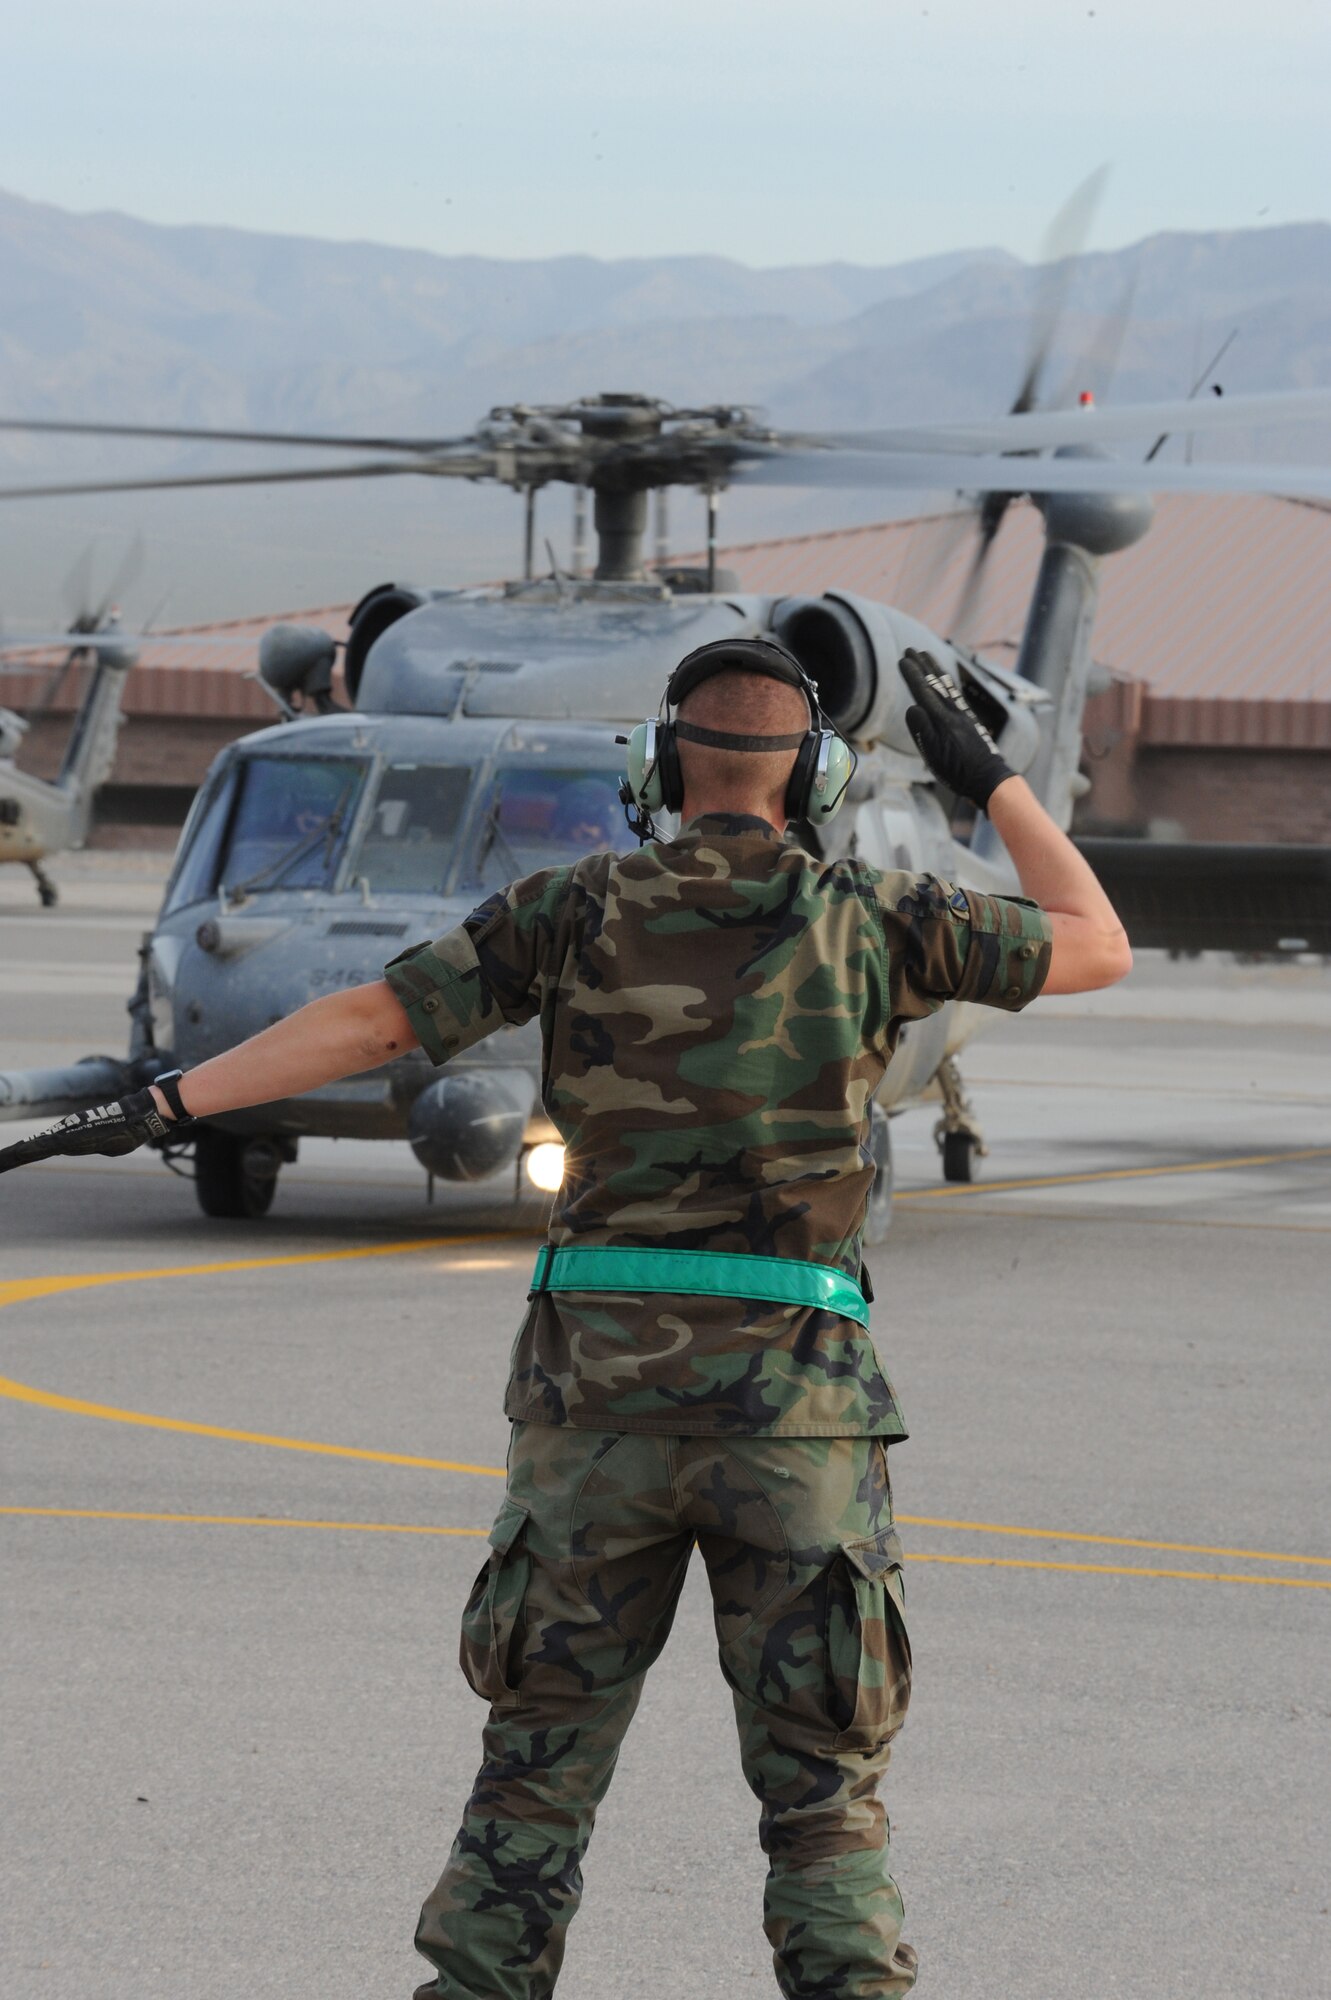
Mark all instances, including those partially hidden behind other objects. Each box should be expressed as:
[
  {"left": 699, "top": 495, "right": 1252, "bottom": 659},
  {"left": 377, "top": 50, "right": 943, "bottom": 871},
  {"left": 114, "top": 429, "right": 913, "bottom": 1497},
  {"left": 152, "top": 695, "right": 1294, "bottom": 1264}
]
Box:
[{"left": 414, "top": 1423, "right": 916, "bottom": 1999}]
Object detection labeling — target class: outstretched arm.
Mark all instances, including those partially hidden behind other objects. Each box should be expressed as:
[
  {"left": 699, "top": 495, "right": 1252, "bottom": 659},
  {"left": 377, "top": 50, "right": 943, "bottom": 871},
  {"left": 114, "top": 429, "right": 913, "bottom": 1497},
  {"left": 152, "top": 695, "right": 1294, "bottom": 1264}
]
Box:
[
  {"left": 150, "top": 979, "right": 418, "bottom": 1122},
  {"left": 0, "top": 980, "right": 419, "bottom": 1177}
]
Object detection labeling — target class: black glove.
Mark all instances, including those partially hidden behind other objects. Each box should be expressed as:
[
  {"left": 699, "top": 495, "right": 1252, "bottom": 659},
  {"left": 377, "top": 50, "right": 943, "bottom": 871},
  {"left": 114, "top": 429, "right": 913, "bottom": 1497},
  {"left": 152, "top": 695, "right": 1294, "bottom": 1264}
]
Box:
[
  {"left": 0, "top": 1085, "right": 187, "bottom": 1177},
  {"left": 899, "top": 648, "right": 1013, "bottom": 809}
]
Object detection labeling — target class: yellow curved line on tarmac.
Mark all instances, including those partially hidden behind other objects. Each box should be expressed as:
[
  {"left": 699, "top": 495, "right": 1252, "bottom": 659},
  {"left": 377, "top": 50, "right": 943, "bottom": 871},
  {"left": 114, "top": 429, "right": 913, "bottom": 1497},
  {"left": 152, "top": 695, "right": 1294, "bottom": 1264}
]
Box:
[
  {"left": 894, "top": 1145, "right": 1331, "bottom": 1201},
  {"left": 2, "top": 1230, "right": 1330, "bottom": 1574},
  {"left": 0, "top": 1372, "right": 507, "bottom": 1475},
  {"left": 0, "top": 1235, "right": 519, "bottom": 1477},
  {"left": 3, "top": 1505, "right": 1328, "bottom": 1591}
]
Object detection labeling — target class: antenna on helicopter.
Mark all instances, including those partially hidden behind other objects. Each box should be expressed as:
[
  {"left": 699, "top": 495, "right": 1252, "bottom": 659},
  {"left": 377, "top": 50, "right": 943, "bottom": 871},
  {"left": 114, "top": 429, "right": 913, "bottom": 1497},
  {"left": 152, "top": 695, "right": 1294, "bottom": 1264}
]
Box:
[{"left": 1146, "top": 329, "right": 1237, "bottom": 464}]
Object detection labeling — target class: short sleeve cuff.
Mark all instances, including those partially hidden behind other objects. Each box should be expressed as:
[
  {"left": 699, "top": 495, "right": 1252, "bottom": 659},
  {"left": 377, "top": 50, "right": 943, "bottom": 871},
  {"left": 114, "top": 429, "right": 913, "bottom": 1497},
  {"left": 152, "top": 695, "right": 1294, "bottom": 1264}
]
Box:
[
  {"left": 953, "top": 890, "right": 1054, "bottom": 1011},
  {"left": 384, "top": 925, "right": 494, "bottom": 1065}
]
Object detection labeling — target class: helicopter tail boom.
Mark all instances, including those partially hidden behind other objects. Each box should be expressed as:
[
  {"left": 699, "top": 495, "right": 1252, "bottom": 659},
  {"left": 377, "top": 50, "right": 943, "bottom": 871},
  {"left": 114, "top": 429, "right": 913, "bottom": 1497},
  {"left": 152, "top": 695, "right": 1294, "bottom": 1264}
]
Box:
[{"left": 54, "top": 647, "right": 135, "bottom": 840}]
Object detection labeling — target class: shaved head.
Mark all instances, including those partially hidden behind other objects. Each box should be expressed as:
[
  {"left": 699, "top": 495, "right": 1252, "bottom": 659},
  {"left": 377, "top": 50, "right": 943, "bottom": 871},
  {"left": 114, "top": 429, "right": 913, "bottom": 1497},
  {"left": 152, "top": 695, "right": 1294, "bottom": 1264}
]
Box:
[{"left": 675, "top": 669, "right": 811, "bottom": 810}]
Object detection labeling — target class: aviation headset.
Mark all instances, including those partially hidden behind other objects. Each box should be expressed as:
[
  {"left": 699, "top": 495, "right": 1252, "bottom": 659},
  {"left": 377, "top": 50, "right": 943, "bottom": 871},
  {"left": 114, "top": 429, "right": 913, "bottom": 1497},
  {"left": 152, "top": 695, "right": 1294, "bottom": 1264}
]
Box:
[{"left": 619, "top": 637, "right": 856, "bottom": 832}]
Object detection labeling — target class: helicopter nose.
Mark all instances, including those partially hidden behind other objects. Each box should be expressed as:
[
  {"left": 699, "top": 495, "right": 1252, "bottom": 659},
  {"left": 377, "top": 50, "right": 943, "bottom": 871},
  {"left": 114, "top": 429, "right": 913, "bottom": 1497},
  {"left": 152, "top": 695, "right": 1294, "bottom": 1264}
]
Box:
[{"left": 407, "top": 1068, "right": 536, "bottom": 1182}]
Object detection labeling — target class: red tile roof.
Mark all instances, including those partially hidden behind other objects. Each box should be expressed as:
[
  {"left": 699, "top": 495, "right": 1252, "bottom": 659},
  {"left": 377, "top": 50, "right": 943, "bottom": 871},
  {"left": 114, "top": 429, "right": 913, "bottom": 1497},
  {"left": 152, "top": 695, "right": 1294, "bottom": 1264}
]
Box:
[
  {"left": 4, "top": 497, "right": 1328, "bottom": 747},
  {"left": 716, "top": 493, "right": 1331, "bottom": 705}
]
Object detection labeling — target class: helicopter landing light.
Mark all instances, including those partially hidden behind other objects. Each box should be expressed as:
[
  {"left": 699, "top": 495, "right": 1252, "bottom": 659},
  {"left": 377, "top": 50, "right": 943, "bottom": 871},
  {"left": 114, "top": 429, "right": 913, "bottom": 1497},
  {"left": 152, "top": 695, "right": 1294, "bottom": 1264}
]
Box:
[{"left": 525, "top": 1142, "right": 565, "bottom": 1192}]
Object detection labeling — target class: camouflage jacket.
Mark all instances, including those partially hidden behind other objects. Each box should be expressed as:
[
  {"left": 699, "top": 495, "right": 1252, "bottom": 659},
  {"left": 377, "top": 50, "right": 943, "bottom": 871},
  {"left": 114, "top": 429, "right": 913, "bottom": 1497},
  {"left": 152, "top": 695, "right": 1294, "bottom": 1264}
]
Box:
[{"left": 385, "top": 812, "right": 1052, "bottom": 1436}]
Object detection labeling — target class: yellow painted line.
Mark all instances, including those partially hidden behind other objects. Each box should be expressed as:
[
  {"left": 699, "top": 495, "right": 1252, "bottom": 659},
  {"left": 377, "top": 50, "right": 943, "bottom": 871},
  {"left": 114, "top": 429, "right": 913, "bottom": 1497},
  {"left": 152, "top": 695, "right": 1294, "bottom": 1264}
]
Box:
[
  {"left": 0, "top": 1231, "right": 528, "bottom": 1310},
  {"left": 2, "top": 1237, "right": 1328, "bottom": 1577},
  {"left": 943, "top": 1206, "right": 1331, "bottom": 1236},
  {"left": 0, "top": 1505, "right": 485, "bottom": 1538},
  {"left": 893, "top": 1146, "right": 1331, "bottom": 1202},
  {"left": 909, "top": 1553, "right": 1331, "bottom": 1591},
  {"left": 0, "top": 1375, "right": 507, "bottom": 1474},
  {"left": 3, "top": 1507, "right": 1326, "bottom": 1592},
  {"left": 0, "top": 1234, "right": 525, "bottom": 1475},
  {"left": 896, "top": 1513, "right": 1331, "bottom": 1569}
]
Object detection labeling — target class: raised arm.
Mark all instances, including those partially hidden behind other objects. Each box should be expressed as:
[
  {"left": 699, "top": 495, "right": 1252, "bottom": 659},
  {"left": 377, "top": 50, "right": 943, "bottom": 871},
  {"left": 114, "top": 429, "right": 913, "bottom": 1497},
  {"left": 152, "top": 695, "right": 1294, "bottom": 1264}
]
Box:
[
  {"left": 900, "top": 649, "right": 1132, "bottom": 996},
  {"left": 984, "top": 776, "right": 1132, "bottom": 993}
]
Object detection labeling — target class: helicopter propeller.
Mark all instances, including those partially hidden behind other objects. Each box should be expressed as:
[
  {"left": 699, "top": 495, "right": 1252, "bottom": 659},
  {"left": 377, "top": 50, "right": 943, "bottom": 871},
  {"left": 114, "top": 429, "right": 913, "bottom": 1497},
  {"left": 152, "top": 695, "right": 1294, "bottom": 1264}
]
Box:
[
  {"left": 0, "top": 383, "right": 1328, "bottom": 503},
  {"left": 947, "top": 166, "right": 1112, "bottom": 641}
]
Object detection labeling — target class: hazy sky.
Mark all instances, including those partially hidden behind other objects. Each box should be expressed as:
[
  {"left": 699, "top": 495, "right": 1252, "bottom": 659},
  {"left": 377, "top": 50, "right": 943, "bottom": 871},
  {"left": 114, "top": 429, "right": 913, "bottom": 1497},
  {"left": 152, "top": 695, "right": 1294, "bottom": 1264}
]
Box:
[{"left": 5, "top": 0, "right": 1327, "bottom": 266}]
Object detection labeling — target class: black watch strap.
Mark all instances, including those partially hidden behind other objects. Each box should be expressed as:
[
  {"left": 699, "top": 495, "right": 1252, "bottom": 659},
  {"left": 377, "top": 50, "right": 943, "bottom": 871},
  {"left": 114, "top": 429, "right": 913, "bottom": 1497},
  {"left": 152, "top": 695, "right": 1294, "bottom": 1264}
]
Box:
[{"left": 152, "top": 1069, "right": 197, "bottom": 1127}]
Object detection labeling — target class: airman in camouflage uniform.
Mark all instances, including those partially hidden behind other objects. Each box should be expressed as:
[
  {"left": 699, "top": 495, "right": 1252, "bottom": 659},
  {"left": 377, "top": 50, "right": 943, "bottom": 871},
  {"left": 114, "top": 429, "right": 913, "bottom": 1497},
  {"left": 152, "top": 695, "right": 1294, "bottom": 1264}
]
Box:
[
  {"left": 0, "top": 644, "right": 1071, "bottom": 2000},
  {"left": 386, "top": 781, "right": 1052, "bottom": 1997},
  {"left": 0, "top": 645, "right": 1126, "bottom": 1995}
]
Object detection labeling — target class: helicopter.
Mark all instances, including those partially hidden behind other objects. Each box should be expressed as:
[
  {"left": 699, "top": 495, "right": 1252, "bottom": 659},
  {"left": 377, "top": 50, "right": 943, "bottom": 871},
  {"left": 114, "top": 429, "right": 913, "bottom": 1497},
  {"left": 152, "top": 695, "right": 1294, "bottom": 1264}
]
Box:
[
  {"left": 0, "top": 353, "right": 1329, "bottom": 1229},
  {"left": 0, "top": 564, "right": 141, "bottom": 906}
]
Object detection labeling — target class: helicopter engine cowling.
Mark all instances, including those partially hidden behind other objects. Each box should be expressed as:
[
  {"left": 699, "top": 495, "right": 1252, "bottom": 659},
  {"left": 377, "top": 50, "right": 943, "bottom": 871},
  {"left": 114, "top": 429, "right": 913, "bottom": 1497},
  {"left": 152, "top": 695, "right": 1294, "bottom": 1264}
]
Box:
[
  {"left": 773, "top": 590, "right": 1043, "bottom": 775},
  {"left": 344, "top": 584, "right": 429, "bottom": 704},
  {"left": 407, "top": 1068, "right": 537, "bottom": 1182}
]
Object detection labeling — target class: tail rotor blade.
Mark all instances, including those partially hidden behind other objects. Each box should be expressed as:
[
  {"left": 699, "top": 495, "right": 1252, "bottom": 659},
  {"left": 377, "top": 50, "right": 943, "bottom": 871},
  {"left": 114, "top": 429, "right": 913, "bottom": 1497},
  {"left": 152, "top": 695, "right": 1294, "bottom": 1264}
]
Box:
[
  {"left": 61, "top": 544, "right": 95, "bottom": 631},
  {"left": 950, "top": 490, "right": 1012, "bottom": 641},
  {"left": 1012, "top": 163, "right": 1109, "bottom": 415},
  {"left": 90, "top": 531, "right": 146, "bottom": 629}
]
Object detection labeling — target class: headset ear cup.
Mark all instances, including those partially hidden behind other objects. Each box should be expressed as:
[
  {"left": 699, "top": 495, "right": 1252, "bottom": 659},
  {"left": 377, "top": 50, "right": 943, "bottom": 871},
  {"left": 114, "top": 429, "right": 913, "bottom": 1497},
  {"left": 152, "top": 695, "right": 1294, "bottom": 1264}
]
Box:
[
  {"left": 657, "top": 723, "right": 684, "bottom": 813},
  {"left": 784, "top": 732, "right": 819, "bottom": 823},
  {"left": 810, "top": 734, "right": 854, "bottom": 823},
  {"left": 625, "top": 722, "right": 665, "bottom": 812}
]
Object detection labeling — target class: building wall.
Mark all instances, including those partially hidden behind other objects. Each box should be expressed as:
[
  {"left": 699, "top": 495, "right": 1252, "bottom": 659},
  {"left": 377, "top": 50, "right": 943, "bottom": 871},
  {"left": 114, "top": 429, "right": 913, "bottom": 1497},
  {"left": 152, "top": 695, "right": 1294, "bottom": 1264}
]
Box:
[
  {"left": 10, "top": 671, "right": 1330, "bottom": 851},
  {"left": 1129, "top": 749, "right": 1331, "bottom": 845}
]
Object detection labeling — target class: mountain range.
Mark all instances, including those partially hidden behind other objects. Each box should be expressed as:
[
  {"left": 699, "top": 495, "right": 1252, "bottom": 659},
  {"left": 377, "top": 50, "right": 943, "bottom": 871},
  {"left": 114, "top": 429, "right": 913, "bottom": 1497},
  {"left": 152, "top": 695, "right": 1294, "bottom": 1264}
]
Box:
[{"left": 0, "top": 188, "right": 1327, "bottom": 624}]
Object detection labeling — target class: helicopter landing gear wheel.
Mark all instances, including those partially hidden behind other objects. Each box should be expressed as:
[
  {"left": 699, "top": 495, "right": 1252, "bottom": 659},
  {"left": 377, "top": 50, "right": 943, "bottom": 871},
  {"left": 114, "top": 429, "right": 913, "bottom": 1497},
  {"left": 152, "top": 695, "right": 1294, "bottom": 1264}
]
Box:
[
  {"left": 932, "top": 1054, "right": 987, "bottom": 1186},
  {"left": 864, "top": 1102, "right": 894, "bottom": 1243},
  {"left": 941, "top": 1129, "right": 979, "bottom": 1183},
  {"left": 28, "top": 861, "right": 58, "bottom": 908},
  {"left": 193, "top": 1127, "right": 280, "bottom": 1220}
]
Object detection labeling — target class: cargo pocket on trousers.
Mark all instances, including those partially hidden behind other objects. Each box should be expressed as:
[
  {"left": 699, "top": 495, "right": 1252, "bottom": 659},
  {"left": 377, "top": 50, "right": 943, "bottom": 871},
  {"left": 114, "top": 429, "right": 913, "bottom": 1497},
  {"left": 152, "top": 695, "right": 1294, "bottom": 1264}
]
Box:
[
  {"left": 459, "top": 1498, "right": 531, "bottom": 1708},
  {"left": 825, "top": 1525, "right": 912, "bottom": 1752}
]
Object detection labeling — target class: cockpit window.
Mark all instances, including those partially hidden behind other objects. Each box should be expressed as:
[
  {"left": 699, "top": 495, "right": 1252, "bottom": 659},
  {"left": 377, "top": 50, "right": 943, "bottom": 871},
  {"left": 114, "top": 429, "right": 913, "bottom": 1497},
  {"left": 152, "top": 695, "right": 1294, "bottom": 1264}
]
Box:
[
  {"left": 466, "top": 767, "right": 628, "bottom": 888},
  {"left": 220, "top": 757, "right": 365, "bottom": 898},
  {"left": 349, "top": 763, "right": 472, "bottom": 894},
  {"left": 162, "top": 763, "right": 239, "bottom": 914}
]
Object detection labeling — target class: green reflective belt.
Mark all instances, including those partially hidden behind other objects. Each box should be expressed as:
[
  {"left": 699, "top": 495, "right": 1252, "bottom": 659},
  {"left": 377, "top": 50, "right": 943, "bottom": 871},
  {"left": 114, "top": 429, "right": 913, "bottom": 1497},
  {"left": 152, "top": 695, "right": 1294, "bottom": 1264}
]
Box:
[{"left": 528, "top": 1244, "right": 870, "bottom": 1327}]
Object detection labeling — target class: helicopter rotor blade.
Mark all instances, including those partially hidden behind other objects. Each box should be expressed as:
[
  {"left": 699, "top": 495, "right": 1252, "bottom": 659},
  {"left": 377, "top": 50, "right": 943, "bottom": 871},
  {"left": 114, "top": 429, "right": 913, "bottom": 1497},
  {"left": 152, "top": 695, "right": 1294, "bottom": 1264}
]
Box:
[
  {"left": 893, "top": 503, "right": 978, "bottom": 621},
  {"left": 88, "top": 531, "right": 147, "bottom": 630},
  {"left": 60, "top": 544, "right": 95, "bottom": 629},
  {"left": 949, "top": 491, "right": 1011, "bottom": 641},
  {"left": 1052, "top": 266, "right": 1139, "bottom": 411},
  {"left": 730, "top": 446, "right": 1331, "bottom": 502},
  {"left": 1009, "top": 163, "right": 1109, "bottom": 416},
  {"left": 815, "top": 385, "right": 1331, "bottom": 458},
  {"left": 0, "top": 459, "right": 430, "bottom": 503},
  {"left": 0, "top": 416, "right": 474, "bottom": 454}
]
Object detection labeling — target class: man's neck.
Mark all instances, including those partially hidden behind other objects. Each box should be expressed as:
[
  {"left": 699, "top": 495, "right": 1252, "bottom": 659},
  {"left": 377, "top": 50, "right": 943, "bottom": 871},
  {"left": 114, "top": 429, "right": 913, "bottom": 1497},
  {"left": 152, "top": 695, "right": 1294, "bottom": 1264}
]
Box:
[{"left": 679, "top": 795, "right": 786, "bottom": 834}]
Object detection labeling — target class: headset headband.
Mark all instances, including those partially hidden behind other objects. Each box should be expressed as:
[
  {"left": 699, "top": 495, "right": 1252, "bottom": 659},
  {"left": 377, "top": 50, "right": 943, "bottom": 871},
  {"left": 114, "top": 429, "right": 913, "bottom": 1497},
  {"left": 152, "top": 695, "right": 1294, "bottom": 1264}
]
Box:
[
  {"left": 674, "top": 720, "right": 808, "bottom": 753},
  {"left": 618, "top": 632, "right": 856, "bottom": 840},
  {"left": 666, "top": 638, "right": 819, "bottom": 722}
]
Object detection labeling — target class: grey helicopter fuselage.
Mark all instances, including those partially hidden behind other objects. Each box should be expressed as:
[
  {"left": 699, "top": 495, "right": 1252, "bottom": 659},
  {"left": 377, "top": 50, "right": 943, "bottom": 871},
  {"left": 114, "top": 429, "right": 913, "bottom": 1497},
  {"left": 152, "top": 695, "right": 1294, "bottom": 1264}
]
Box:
[
  {"left": 0, "top": 459, "right": 1152, "bottom": 1221},
  {"left": 133, "top": 577, "right": 1048, "bottom": 1181}
]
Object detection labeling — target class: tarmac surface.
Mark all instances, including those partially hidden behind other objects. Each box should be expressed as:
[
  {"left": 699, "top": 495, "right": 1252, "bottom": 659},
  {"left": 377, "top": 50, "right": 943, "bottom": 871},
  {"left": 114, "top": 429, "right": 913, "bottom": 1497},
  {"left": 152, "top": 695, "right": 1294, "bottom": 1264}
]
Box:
[{"left": 2, "top": 853, "right": 1329, "bottom": 2000}]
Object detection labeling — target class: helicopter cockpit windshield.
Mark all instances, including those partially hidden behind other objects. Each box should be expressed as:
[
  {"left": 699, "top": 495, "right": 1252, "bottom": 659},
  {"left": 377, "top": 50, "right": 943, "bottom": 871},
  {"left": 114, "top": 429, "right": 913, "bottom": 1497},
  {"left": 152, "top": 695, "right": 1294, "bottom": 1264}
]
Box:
[
  {"left": 352, "top": 761, "right": 472, "bottom": 894},
  {"left": 164, "top": 754, "right": 367, "bottom": 912},
  {"left": 162, "top": 746, "right": 630, "bottom": 915},
  {"left": 465, "top": 765, "right": 629, "bottom": 890}
]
